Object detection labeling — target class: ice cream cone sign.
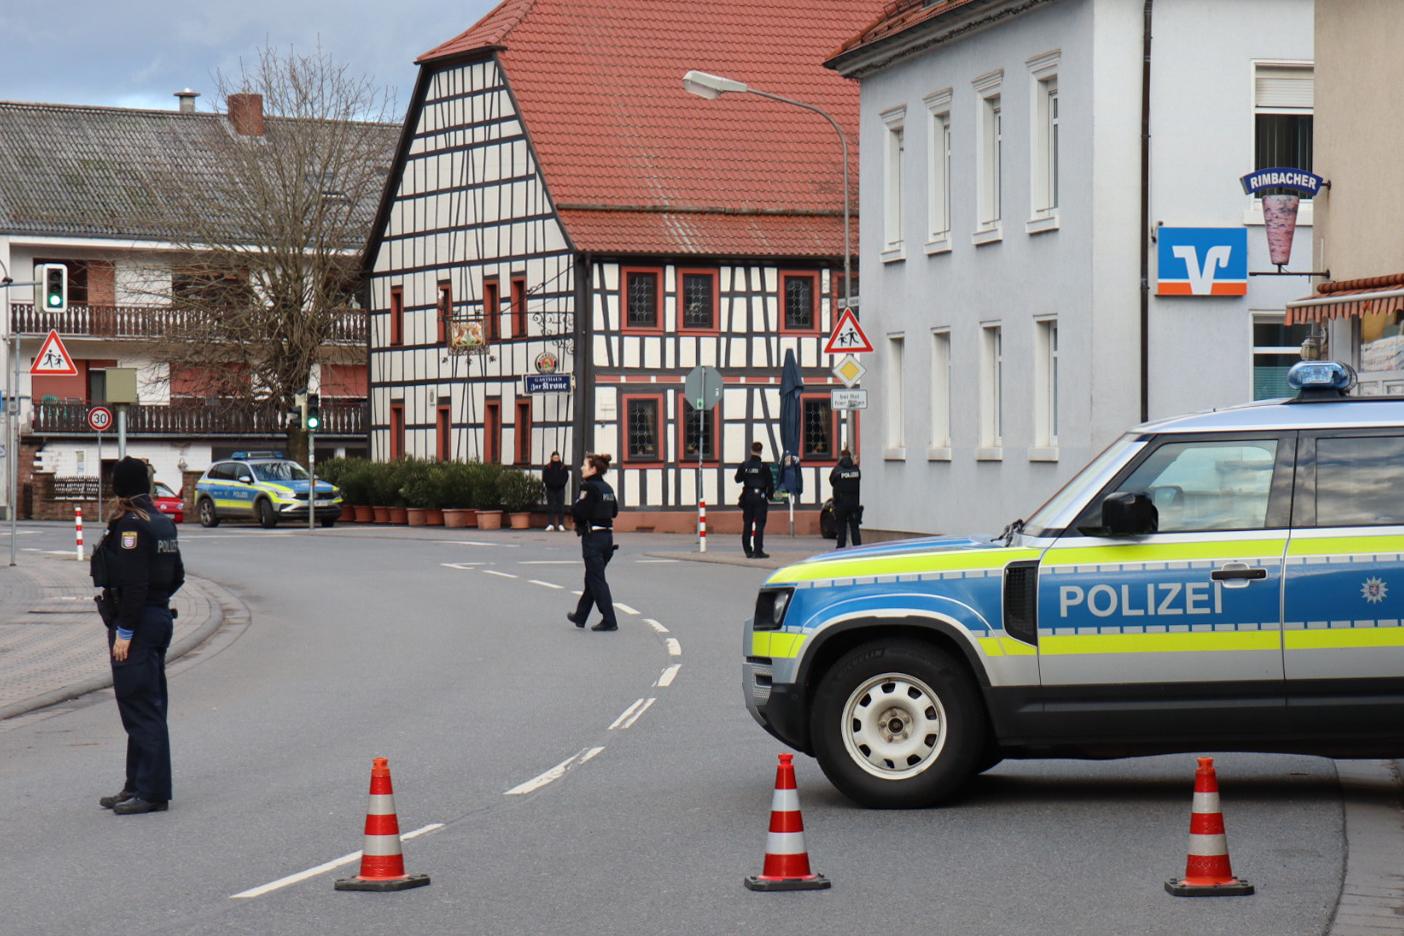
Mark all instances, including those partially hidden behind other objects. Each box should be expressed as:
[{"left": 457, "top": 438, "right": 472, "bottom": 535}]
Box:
[{"left": 1240, "top": 168, "right": 1328, "bottom": 269}]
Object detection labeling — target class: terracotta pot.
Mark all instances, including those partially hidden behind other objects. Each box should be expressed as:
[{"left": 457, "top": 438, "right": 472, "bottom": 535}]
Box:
[
  {"left": 372, "top": 506, "right": 390, "bottom": 524},
  {"left": 464, "top": 508, "right": 478, "bottom": 528},
  {"left": 406, "top": 507, "right": 427, "bottom": 527},
  {"left": 508, "top": 512, "right": 532, "bottom": 530},
  {"left": 388, "top": 506, "right": 408, "bottom": 525},
  {"left": 353, "top": 505, "right": 374, "bottom": 523},
  {"left": 476, "top": 509, "right": 503, "bottom": 530},
  {"left": 425, "top": 508, "right": 445, "bottom": 526},
  {"left": 443, "top": 508, "right": 470, "bottom": 528}
]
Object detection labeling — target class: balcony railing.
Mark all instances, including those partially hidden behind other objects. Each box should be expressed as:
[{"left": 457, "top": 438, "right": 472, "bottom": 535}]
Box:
[
  {"left": 28, "top": 400, "right": 366, "bottom": 437},
  {"left": 10, "top": 303, "right": 367, "bottom": 344}
]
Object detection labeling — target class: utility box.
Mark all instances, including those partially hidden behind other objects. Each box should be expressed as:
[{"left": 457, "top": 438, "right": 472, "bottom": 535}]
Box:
[{"left": 104, "top": 368, "right": 138, "bottom": 404}]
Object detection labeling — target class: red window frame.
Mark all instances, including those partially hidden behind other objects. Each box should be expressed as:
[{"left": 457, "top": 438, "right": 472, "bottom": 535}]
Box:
[
  {"left": 389, "top": 400, "right": 405, "bottom": 461},
  {"left": 436, "top": 280, "right": 452, "bottom": 345},
  {"left": 677, "top": 394, "right": 719, "bottom": 464},
  {"left": 484, "top": 398, "right": 502, "bottom": 464},
  {"left": 389, "top": 285, "right": 404, "bottom": 347},
  {"left": 483, "top": 277, "right": 501, "bottom": 343},
  {"left": 799, "top": 392, "right": 840, "bottom": 463},
  {"left": 436, "top": 402, "right": 451, "bottom": 461},
  {"left": 620, "top": 392, "right": 665, "bottom": 465},
  {"left": 676, "top": 268, "right": 720, "bottom": 334},
  {"left": 514, "top": 399, "right": 532, "bottom": 466},
  {"left": 621, "top": 267, "right": 663, "bottom": 333},
  {"left": 511, "top": 275, "right": 527, "bottom": 339},
  {"left": 779, "top": 271, "right": 821, "bottom": 335}
]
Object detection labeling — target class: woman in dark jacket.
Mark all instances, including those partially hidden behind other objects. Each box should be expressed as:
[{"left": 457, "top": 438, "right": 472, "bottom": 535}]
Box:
[{"left": 542, "top": 451, "right": 570, "bottom": 531}]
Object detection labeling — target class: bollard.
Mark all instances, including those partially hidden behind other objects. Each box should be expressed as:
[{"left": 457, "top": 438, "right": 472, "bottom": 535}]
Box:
[
  {"left": 699, "top": 499, "right": 707, "bottom": 553},
  {"left": 74, "top": 505, "right": 83, "bottom": 561}
]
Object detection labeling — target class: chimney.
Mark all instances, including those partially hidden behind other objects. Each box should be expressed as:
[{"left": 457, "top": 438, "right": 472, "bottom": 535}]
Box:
[
  {"left": 174, "top": 88, "right": 200, "bottom": 113},
  {"left": 228, "top": 93, "right": 265, "bottom": 136}
]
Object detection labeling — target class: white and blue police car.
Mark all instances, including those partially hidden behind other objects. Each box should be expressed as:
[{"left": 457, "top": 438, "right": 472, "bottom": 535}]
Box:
[
  {"left": 745, "top": 361, "right": 1404, "bottom": 807},
  {"left": 194, "top": 451, "right": 342, "bottom": 529}
]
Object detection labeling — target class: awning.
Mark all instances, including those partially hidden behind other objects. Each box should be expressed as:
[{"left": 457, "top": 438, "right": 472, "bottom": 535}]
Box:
[{"left": 1286, "top": 275, "right": 1404, "bottom": 325}]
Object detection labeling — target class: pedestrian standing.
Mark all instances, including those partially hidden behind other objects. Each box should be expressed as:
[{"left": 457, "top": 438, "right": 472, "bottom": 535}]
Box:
[
  {"left": 735, "top": 441, "right": 774, "bottom": 559},
  {"left": 566, "top": 453, "right": 620, "bottom": 632},
  {"left": 92, "top": 456, "right": 184, "bottom": 815},
  {"left": 829, "top": 448, "right": 863, "bottom": 549},
  {"left": 542, "top": 451, "right": 569, "bottom": 531}
]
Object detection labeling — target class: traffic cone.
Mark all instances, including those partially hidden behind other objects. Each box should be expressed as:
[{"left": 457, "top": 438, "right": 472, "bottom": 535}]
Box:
[
  {"left": 744, "top": 753, "right": 831, "bottom": 891},
  {"left": 334, "top": 758, "right": 431, "bottom": 892},
  {"left": 1165, "top": 757, "right": 1254, "bottom": 896}
]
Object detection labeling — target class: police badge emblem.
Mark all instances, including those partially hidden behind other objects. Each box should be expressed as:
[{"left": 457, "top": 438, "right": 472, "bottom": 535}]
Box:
[{"left": 121, "top": 532, "right": 138, "bottom": 549}]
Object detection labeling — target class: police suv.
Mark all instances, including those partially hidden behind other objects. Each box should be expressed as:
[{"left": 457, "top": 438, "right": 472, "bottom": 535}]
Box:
[
  {"left": 745, "top": 362, "right": 1404, "bottom": 807},
  {"left": 195, "top": 452, "right": 342, "bottom": 528}
]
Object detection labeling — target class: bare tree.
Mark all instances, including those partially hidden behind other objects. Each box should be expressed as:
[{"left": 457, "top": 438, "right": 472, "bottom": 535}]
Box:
[{"left": 141, "top": 44, "right": 398, "bottom": 464}]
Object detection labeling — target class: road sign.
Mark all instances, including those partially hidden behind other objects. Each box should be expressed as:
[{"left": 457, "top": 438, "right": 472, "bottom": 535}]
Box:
[
  {"left": 684, "top": 365, "right": 724, "bottom": 411},
  {"left": 523, "top": 374, "right": 573, "bottom": 394},
  {"left": 831, "top": 354, "right": 867, "bottom": 389},
  {"left": 831, "top": 389, "right": 868, "bottom": 410},
  {"left": 87, "top": 406, "right": 113, "bottom": 432},
  {"left": 30, "top": 330, "right": 78, "bottom": 376},
  {"left": 823, "top": 308, "right": 873, "bottom": 355}
]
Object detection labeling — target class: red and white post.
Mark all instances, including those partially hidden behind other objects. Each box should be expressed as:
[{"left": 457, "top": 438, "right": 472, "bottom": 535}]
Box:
[
  {"left": 74, "top": 505, "right": 83, "bottom": 561},
  {"left": 699, "top": 499, "right": 707, "bottom": 553}
]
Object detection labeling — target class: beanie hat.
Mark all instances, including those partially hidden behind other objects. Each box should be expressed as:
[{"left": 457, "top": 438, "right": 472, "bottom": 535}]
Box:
[{"left": 112, "top": 457, "right": 149, "bottom": 498}]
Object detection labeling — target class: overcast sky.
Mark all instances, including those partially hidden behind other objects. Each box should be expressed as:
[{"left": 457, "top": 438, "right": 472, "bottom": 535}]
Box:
[{"left": 1, "top": 0, "right": 499, "bottom": 117}]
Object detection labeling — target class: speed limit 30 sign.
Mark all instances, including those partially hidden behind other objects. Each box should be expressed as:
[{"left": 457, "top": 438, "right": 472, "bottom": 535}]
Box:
[{"left": 87, "top": 406, "right": 113, "bottom": 432}]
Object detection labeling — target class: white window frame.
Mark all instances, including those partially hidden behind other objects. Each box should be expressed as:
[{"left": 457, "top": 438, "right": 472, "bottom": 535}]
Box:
[
  {"left": 972, "top": 71, "right": 1003, "bottom": 244},
  {"left": 924, "top": 89, "right": 953, "bottom": 254},
  {"left": 1032, "top": 317, "right": 1059, "bottom": 460},
  {"left": 979, "top": 322, "right": 1003, "bottom": 458},
  {"left": 1027, "top": 51, "right": 1060, "bottom": 234},
  {"left": 885, "top": 333, "right": 906, "bottom": 458},
  {"left": 1245, "top": 60, "right": 1315, "bottom": 226},
  {"left": 881, "top": 106, "right": 907, "bottom": 261},
  {"left": 928, "top": 328, "right": 952, "bottom": 460}
]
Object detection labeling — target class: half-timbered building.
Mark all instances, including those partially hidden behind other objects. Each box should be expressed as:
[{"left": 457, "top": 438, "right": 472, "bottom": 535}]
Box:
[{"left": 365, "top": 0, "right": 881, "bottom": 532}]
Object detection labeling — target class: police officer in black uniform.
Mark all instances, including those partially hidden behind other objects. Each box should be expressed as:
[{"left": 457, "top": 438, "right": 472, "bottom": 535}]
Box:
[
  {"left": 829, "top": 448, "right": 863, "bottom": 549},
  {"left": 566, "top": 453, "right": 620, "bottom": 632},
  {"left": 735, "top": 441, "right": 774, "bottom": 559},
  {"left": 93, "top": 456, "right": 184, "bottom": 814}
]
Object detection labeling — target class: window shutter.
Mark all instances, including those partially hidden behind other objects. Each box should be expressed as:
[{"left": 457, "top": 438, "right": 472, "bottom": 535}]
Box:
[{"left": 1255, "top": 66, "right": 1314, "bottom": 109}]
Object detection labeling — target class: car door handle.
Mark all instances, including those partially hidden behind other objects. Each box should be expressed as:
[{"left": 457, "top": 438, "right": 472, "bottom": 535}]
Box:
[{"left": 1211, "top": 566, "right": 1267, "bottom": 581}]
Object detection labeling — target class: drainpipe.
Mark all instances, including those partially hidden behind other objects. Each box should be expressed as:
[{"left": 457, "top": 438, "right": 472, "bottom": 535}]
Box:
[
  {"left": 572, "top": 252, "right": 592, "bottom": 485},
  {"left": 1139, "top": 0, "right": 1154, "bottom": 423}
]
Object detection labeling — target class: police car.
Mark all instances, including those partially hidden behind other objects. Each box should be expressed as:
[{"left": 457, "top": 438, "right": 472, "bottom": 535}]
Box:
[
  {"left": 744, "top": 361, "right": 1404, "bottom": 807},
  {"left": 194, "top": 452, "right": 342, "bottom": 528}
]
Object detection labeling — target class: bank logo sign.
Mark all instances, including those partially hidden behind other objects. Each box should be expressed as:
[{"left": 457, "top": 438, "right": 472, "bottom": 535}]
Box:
[{"left": 1157, "top": 227, "right": 1248, "bottom": 297}]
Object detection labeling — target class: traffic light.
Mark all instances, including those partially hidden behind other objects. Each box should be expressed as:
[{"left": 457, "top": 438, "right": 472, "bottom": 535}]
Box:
[
  {"left": 305, "top": 393, "right": 322, "bottom": 432},
  {"left": 36, "top": 263, "right": 67, "bottom": 312},
  {"left": 291, "top": 390, "right": 307, "bottom": 430}
]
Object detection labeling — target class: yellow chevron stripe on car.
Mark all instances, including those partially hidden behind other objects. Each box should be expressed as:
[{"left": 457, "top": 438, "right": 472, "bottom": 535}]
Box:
[
  {"left": 1287, "top": 535, "right": 1404, "bottom": 557},
  {"left": 768, "top": 547, "right": 1042, "bottom": 585},
  {"left": 1044, "top": 540, "right": 1285, "bottom": 567},
  {"left": 752, "top": 632, "right": 806, "bottom": 659},
  {"left": 1285, "top": 627, "right": 1404, "bottom": 650},
  {"left": 1040, "top": 630, "right": 1280, "bottom": 655}
]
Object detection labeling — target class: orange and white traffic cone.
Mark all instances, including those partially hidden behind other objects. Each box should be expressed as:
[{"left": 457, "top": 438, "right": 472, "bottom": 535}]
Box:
[
  {"left": 744, "top": 753, "right": 831, "bottom": 891},
  {"left": 1165, "top": 757, "right": 1253, "bottom": 896},
  {"left": 334, "top": 758, "right": 431, "bottom": 892}
]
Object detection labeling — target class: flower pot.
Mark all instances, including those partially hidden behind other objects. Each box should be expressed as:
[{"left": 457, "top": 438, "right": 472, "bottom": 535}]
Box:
[
  {"left": 406, "top": 507, "right": 428, "bottom": 527},
  {"left": 443, "top": 508, "right": 470, "bottom": 529},
  {"left": 372, "top": 506, "right": 390, "bottom": 524},
  {"left": 425, "top": 508, "right": 445, "bottom": 526},
  {"left": 464, "top": 508, "right": 478, "bottom": 527},
  {"left": 388, "top": 506, "right": 408, "bottom": 525},
  {"left": 509, "top": 512, "right": 532, "bottom": 530},
  {"left": 476, "top": 509, "right": 503, "bottom": 530},
  {"left": 353, "top": 505, "right": 374, "bottom": 523}
]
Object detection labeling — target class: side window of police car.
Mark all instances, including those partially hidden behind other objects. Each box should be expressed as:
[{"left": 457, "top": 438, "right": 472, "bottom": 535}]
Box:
[
  {"left": 1311, "top": 434, "right": 1404, "bottom": 526},
  {"left": 1076, "top": 438, "right": 1285, "bottom": 534}
]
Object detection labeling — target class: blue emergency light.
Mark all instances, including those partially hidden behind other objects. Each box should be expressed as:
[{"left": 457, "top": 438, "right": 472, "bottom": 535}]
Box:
[{"left": 1287, "top": 361, "right": 1355, "bottom": 397}]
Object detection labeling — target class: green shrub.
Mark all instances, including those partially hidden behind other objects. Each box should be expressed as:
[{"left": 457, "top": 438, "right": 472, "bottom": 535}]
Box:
[
  {"left": 324, "top": 458, "right": 373, "bottom": 504},
  {"left": 470, "top": 461, "right": 504, "bottom": 510},
  {"left": 500, "top": 469, "right": 546, "bottom": 513},
  {"left": 398, "top": 458, "right": 439, "bottom": 509}
]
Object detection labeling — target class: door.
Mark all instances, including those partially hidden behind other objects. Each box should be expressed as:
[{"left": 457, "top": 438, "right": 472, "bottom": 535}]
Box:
[{"left": 1035, "top": 434, "right": 1294, "bottom": 743}]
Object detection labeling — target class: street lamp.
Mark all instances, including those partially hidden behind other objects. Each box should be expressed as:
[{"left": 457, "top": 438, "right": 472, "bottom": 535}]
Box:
[{"left": 683, "top": 69, "right": 856, "bottom": 448}]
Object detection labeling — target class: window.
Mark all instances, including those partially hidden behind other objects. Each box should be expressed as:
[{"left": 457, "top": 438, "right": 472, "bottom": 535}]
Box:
[
  {"left": 1254, "top": 64, "right": 1314, "bottom": 198},
  {"left": 1252, "top": 315, "right": 1312, "bottom": 399},
  {"left": 484, "top": 399, "right": 501, "bottom": 463},
  {"left": 980, "top": 324, "right": 1003, "bottom": 452},
  {"left": 930, "top": 329, "right": 951, "bottom": 456},
  {"left": 624, "top": 269, "right": 661, "bottom": 329},
  {"left": 680, "top": 399, "right": 717, "bottom": 461},
  {"left": 1315, "top": 435, "right": 1404, "bottom": 527},
  {"left": 974, "top": 71, "right": 1003, "bottom": 237},
  {"left": 389, "top": 401, "right": 405, "bottom": 461},
  {"left": 881, "top": 107, "right": 906, "bottom": 255},
  {"left": 436, "top": 280, "right": 451, "bottom": 345},
  {"left": 624, "top": 396, "right": 662, "bottom": 462},
  {"left": 514, "top": 399, "right": 532, "bottom": 466},
  {"left": 389, "top": 286, "right": 404, "bottom": 346},
  {"left": 436, "top": 402, "right": 451, "bottom": 461},
  {"left": 924, "top": 90, "right": 952, "bottom": 249},
  {"left": 511, "top": 275, "right": 527, "bottom": 339},
  {"left": 1034, "top": 318, "right": 1059, "bottom": 453},
  {"left": 781, "top": 273, "right": 818, "bottom": 332},
  {"left": 1092, "top": 440, "right": 1280, "bottom": 533},
  {"left": 678, "top": 269, "right": 718, "bottom": 331},
  {"left": 1029, "top": 52, "right": 1060, "bottom": 221},
  {"left": 802, "top": 395, "right": 837, "bottom": 460},
  {"left": 483, "top": 278, "right": 501, "bottom": 342},
  {"left": 886, "top": 334, "right": 905, "bottom": 454}
]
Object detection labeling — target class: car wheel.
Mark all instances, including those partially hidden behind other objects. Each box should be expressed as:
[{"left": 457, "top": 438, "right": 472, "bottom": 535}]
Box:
[
  {"left": 811, "top": 641, "right": 985, "bottom": 808},
  {"left": 197, "top": 498, "right": 220, "bottom": 528},
  {"left": 319, "top": 517, "right": 336, "bottom": 528},
  {"left": 256, "top": 498, "right": 279, "bottom": 528}
]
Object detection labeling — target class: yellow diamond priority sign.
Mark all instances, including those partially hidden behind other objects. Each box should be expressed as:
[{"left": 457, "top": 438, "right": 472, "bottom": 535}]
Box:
[{"left": 832, "top": 354, "right": 866, "bottom": 389}]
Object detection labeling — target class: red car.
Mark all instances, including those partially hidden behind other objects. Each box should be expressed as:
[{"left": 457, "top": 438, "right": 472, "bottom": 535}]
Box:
[{"left": 153, "top": 480, "right": 184, "bottom": 523}]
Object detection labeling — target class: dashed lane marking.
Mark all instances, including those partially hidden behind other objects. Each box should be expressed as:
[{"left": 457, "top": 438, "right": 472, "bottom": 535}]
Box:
[
  {"left": 504, "top": 747, "right": 605, "bottom": 796},
  {"left": 440, "top": 562, "right": 485, "bottom": 569},
  {"left": 230, "top": 823, "right": 445, "bottom": 898},
  {"left": 646, "top": 619, "right": 668, "bottom": 634},
  {"left": 440, "top": 540, "right": 519, "bottom": 548},
  {"left": 665, "top": 638, "right": 682, "bottom": 657},
  {"left": 613, "top": 602, "right": 640, "bottom": 616},
  {"left": 482, "top": 570, "right": 518, "bottom": 579},
  {"left": 609, "top": 698, "right": 656, "bottom": 731},
  {"left": 530, "top": 580, "right": 564, "bottom": 590},
  {"left": 657, "top": 664, "right": 681, "bottom": 687}
]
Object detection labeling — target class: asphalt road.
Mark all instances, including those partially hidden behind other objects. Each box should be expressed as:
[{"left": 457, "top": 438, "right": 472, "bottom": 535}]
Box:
[{"left": 0, "top": 524, "right": 1350, "bottom": 935}]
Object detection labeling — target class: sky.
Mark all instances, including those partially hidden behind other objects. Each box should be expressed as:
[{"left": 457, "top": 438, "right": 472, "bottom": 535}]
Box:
[{"left": 0, "top": 0, "right": 501, "bottom": 118}]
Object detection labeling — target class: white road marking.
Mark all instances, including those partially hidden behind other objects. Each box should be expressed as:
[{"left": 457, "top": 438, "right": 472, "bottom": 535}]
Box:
[
  {"left": 230, "top": 823, "right": 444, "bottom": 898},
  {"left": 440, "top": 540, "right": 519, "bottom": 548},
  {"left": 664, "top": 638, "right": 681, "bottom": 657},
  {"left": 519, "top": 560, "right": 578, "bottom": 565},
  {"left": 645, "top": 618, "right": 668, "bottom": 634},
  {"left": 529, "top": 580, "right": 564, "bottom": 589},
  {"left": 504, "top": 747, "right": 605, "bottom": 796},
  {"left": 616, "top": 698, "right": 655, "bottom": 730},
  {"left": 613, "top": 602, "right": 640, "bottom": 616},
  {"left": 608, "top": 698, "right": 646, "bottom": 730},
  {"left": 571, "top": 590, "right": 583, "bottom": 597},
  {"left": 656, "top": 664, "right": 681, "bottom": 687},
  {"left": 440, "top": 562, "right": 485, "bottom": 569},
  {"left": 634, "top": 558, "right": 678, "bottom": 563},
  {"left": 482, "top": 570, "right": 517, "bottom": 579}
]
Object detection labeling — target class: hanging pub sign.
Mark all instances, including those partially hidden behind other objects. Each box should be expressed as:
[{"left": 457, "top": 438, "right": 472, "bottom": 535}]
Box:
[{"left": 1240, "top": 167, "right": 1327, "bottom": 267}]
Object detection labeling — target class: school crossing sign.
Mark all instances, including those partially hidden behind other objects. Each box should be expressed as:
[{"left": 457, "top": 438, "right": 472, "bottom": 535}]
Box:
[
  {"left": 824, "top": 308, "right": 872, "bottom": 354},
  {"left": 30, "top": 330, "right": 78, "bottom": 376}
]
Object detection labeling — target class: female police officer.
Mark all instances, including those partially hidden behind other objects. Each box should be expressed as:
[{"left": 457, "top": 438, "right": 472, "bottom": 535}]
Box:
[
  {"left": 94, "top": 456, "right": 184, "bottom": 814},
  {"left": 565, "top": 453, "right": 620, "bottom": 632}
]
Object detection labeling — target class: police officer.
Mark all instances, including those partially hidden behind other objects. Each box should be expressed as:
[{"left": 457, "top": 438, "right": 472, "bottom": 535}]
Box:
[
  {"left": 829, "top": 448, "right": 862, "bottom": 549},
  {"left": 566, "top": 453, "right": 620, "bottom": 632},
  {"left": 94, "top": 456, "right": 184, "bottom": 814},
  {"left": 735, "top": 441, "right": 774, "bottom": 559}
]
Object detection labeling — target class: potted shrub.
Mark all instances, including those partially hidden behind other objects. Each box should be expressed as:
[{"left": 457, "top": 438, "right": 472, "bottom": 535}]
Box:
[
  {"left": 400, "top": 458, "right": 434, "bottom": 527},
  {"left": 501, "top": 469, "right": 545, "bottom": 529},
  {"left": 440, "top": 460, "right": 477, "bottom": 528},
  {"left": 473, "top": 461, "right": 505, "bottom": 530},
  {"left": 327, "top": 458, "right": 373, "bottom": 522}
]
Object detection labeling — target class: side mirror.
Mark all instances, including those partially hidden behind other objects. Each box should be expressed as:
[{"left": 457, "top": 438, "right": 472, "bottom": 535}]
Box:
[{"left": 1101, "top": 491, "right": 1158, "bottom": 536}]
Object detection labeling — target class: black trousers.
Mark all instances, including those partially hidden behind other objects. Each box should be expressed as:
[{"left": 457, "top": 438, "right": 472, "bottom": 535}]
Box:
[
  {"left": 546, "top": 488, "right": 566, "bottom": 528},
  {"left": 741, "top": 495, "right": 769, "bottom": 555},
  {"left": 834, "top": 503, "right": 862, "bottom": 548},
  {"left": 109, "top": 606, "right": 173, "bottom": 801},
  {"left": 574, "top": 530, "right": 618, "bottom": 627}
]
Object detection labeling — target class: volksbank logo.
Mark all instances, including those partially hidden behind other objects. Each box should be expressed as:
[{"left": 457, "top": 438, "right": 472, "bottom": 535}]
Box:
[{"left": 1157, "top": 228, "right": 1248, "bottom": 297}]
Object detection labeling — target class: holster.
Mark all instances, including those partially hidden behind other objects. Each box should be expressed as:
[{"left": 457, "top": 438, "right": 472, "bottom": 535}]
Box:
[{"left": 94, "top": 592, "right": 117, "bottom": 629}]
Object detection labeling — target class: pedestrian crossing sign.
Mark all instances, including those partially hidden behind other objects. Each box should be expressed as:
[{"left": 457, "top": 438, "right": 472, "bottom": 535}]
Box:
[
  {"left": 30, "top": 330, "right": 78, "bottom": 376},
  {"left": 823, "top": 308, "right": 873, "bottom": 355}
]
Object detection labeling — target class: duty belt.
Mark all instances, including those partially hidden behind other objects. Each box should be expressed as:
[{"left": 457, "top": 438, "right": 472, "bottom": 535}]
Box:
[{"left": 588, "top": 524, "right": 613, "bottom": 532}]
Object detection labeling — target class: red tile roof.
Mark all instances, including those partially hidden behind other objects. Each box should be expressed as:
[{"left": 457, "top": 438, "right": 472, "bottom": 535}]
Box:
[
  {"left": 419, "top": 0, "right": 884, "bottom": 257},
  {"left": 826, "top": 0, "right": 994, "bottom": 72}
]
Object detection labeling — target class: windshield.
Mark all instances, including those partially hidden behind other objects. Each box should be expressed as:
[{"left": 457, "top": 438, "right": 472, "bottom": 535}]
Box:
[
  {"left": 251, "top": 461, "right": 310, "bottom": 483},
  {"left": 153, "top": 482, "right": 177, "bottom": 499},
  {"left": 1023, "top": 434, "right": 1142, "bottom": 536}
]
